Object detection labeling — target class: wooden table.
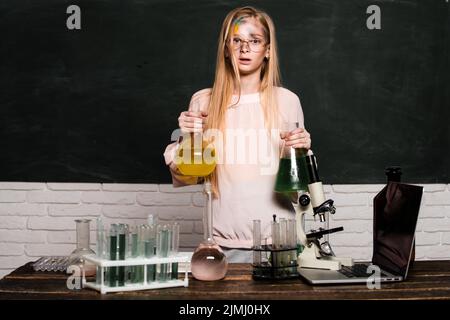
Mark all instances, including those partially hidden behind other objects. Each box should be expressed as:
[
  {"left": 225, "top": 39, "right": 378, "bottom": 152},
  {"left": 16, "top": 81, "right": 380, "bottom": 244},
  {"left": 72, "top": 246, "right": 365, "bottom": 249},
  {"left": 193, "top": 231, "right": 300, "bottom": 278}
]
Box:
[{"left": 1, "top": 261, "right": 450, "bottom": 300}]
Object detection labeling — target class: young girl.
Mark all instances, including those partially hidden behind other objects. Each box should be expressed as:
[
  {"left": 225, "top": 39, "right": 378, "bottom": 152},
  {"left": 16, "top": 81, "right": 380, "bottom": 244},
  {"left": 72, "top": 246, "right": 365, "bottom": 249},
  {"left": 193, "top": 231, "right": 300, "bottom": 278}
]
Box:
[{"left": 163, "top": 6, "right": 311, "bottom": 262}]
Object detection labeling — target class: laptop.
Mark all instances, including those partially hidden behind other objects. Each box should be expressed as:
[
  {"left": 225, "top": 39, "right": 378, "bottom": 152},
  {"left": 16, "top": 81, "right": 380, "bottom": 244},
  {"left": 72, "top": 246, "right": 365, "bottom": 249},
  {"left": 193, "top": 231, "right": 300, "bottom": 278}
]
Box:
[{"left": 298, "top": 182, "right": 423, "bottom": 285}]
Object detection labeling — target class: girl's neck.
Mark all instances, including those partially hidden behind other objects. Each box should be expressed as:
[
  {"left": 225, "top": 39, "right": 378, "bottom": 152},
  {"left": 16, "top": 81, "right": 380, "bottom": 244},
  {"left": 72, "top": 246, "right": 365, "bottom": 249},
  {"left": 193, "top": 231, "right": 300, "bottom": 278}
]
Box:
[{"left": 235, "top": 69, "right": 262, "bottom": 95}]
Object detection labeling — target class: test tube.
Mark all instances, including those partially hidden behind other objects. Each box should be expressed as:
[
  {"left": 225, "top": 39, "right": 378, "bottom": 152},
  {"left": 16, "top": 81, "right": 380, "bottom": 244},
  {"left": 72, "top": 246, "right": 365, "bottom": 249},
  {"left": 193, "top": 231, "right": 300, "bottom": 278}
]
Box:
[
  {"left": 145, "top": 225, "right": 157, "bottom": 283},
  {"left": 279, "top": 218, "right": 287, "bottom": 247},
  {"left": 130, "top": 226, "right": 139, "bottom": 258},
  {"left": 271, "top": 216, "right": 280, "bottom": 249},
  {"left": 127, "top": 225, "right": 138, "bottom": 284},
  {"left": 167, "top": 227, "right": 172, "bottom": 280},
  {"left": 157, "top": 225, "right": 170, "bottom": 282},
  {"left": 147, "top": 213, "right": 158, "bottom": 227},
  {"left": 279, "top": 218, "right": 287, "bottom": 267},
  {"left": 271, "top": 215, "right": 280, "bottom": 268},
  {"left": 96, "top": 218, "right": 103, "bottom": 258},
  {"left": 108, "top": 224, "right": 118, "bottom": 287},
  {"left": 171, "top": 222, "right": 180, "bottom": 280},
  {"left": 96, "top": 217, "right": 104, "bottom": 285},
  {"left": 165, "top": 225, "right": 173, "bottom": 280},
  {"left": 136, "top": 225, "right": 146, "bottom": 283},
  {"left": 291, "top": 219, "right": 299, "bottom": 247},
  {"left": 253, "top": 220, "right": 261, "bottom": 267},
  {"left": 156, "top": 225, "right": 161, "bottom": 281},
  {"left": 287, "top": 219, "right": 297, "bottom": 266},
  {"left": 117, "top": 224, "right": 127, "bottom": 286}
]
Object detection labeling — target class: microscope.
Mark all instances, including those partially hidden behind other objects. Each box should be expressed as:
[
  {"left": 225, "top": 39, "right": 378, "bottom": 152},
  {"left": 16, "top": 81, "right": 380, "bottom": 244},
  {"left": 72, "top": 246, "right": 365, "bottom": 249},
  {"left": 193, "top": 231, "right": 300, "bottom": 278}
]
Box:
[{"left": 292, "top": 151, "right": 354, "bottom": 271}]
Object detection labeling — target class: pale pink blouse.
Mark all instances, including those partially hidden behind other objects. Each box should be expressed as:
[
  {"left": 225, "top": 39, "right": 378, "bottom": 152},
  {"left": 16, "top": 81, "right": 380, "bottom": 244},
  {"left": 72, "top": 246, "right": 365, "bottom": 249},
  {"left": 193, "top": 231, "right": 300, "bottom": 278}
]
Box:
[{"left": 163, "top": 87, "right": 305, "bottom": 248}]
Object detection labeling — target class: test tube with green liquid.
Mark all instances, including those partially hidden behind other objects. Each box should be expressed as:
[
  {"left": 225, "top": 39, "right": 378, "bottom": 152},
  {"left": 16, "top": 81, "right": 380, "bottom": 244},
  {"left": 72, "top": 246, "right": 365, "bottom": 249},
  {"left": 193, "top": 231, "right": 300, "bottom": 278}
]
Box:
[
  {"left": 127, "top": 225, "right": 138, "bottom": 284},
  {"left": 271, "top": 216, "right": 280, "bottom": 268},
  {"left": 144, "top": 225, "right": 156, "bottom": 283},
  {"left": 117, "top": 224, "right": 127, "bottom": 286},
  {"left": 171, "top": 222, "right": 180, "bottom": 280},
  {"left": 136, "top": 225, "right": 146, "bottom": 283},
  {"left": 108, "top": 224, "right": 118, "bottom": 287}
]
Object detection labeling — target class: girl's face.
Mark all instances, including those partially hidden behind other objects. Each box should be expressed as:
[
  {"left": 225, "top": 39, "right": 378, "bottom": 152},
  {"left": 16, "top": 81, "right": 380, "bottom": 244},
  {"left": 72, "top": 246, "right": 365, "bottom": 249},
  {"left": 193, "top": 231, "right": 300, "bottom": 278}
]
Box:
[{"left": 228, "top": 17, "right": 269, "bottom": 76}]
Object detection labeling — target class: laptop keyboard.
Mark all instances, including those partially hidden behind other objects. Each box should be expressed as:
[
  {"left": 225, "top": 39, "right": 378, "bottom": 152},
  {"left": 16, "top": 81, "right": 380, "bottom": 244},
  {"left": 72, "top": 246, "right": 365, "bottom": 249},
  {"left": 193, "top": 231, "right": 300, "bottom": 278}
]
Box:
[{"left": 339, "top": 264, "right": 374, "bottom": 278}]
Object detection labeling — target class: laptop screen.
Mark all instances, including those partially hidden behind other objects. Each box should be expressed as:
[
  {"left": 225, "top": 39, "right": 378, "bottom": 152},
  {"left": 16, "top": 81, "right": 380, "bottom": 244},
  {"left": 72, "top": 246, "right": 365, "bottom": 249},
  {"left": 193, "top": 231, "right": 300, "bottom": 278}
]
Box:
[{"left": 372, "top": 182, "right": 423, "bottom": 277}]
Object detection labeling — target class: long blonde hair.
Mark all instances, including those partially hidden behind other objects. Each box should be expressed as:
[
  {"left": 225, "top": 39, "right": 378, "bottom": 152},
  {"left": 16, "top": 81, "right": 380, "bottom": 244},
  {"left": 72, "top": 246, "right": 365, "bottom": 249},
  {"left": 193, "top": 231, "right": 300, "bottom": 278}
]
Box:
[{"left": 205, "top": 6, "right": 282, "bottom": 196}]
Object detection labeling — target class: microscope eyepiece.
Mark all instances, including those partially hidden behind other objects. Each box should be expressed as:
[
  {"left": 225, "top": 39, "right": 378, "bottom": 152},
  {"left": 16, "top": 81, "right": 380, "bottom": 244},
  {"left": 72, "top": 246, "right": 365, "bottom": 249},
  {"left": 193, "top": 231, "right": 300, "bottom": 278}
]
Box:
[{"left": 305, "top": 154, "right": 320, "bottom": 183}]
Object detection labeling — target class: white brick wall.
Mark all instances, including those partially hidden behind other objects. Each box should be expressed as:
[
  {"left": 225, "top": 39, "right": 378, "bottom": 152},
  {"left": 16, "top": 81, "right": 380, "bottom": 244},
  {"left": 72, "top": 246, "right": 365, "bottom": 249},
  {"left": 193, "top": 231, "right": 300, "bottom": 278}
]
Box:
[{"left": 0, "top": 182, "right": 449, "bottom": 279}]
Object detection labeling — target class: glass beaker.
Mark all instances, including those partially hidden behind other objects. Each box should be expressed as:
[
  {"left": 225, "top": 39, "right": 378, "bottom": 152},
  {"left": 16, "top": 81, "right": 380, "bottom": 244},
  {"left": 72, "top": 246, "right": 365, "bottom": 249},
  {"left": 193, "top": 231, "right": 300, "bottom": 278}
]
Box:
[
  {"left": 68, "top": 219, "right": 96, "bottom": 277},
  {"left": 175, "top": 132, "right": 216, "bottom": 177},
  {"left": 190, "top": 180, "right": 228, "bottom": 281},
  {"left": 274, "top": 122, "right": 309, "bottom": 194}
]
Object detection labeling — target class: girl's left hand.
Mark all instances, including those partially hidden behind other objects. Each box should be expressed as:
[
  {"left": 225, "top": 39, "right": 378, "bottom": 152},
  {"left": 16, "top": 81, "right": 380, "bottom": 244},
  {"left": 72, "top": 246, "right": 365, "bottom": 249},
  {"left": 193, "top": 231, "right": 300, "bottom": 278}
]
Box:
[{"left": 281, "top": 128, "right": 311, "bottom": 150}]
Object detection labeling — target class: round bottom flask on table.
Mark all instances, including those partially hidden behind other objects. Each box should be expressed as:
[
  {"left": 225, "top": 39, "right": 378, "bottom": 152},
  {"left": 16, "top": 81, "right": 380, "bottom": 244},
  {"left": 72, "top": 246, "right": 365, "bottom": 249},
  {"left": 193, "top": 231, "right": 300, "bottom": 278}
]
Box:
[
  {"left": 175, "top": 131, "right": 228, "bottom": 281},
  {"left": 190, "top": 180, "right": 228, "bottom": 281}
]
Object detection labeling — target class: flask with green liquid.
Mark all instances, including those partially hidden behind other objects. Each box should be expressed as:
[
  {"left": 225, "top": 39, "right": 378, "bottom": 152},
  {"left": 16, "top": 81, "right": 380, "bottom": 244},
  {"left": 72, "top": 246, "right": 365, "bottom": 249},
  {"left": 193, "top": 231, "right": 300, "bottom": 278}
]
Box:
[{"left": 274, "top": 122, "right": 309, "bottom": 194}]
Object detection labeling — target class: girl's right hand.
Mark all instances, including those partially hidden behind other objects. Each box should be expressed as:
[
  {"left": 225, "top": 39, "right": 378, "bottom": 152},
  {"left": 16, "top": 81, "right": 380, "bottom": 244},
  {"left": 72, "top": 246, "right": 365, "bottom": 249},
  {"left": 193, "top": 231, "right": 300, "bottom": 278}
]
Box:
[{"left": 178, "top": 110, "right": 208, "bottom": 133}]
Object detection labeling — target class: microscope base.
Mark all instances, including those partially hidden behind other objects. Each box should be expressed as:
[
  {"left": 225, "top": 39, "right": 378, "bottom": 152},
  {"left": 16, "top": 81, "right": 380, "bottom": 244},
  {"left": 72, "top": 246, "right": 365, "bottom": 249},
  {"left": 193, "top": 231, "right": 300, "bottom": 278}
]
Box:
[{"left": 297, "top": 244, "right": 354, "bottom": 271}]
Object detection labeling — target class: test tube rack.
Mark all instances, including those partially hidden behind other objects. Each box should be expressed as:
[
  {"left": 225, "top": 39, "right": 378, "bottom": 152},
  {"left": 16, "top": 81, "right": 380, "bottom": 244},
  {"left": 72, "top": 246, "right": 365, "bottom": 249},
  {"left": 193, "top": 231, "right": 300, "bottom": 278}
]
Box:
[
  {"left": 252, "top": 244, "right": 299, "bottom": 280},
  {"left": 252, "top": 217, "right": 299, "bottom": 280},
  {"left": 82, "top": 253, "right": 190, "bottom": 294}
]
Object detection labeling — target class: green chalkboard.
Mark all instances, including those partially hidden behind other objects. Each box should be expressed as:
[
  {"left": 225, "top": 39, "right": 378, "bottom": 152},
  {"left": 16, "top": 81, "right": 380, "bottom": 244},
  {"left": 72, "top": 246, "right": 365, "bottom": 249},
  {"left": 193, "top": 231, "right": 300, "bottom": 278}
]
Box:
[{"left": 0, "top": 0, "right": 448, "bottom": 183}]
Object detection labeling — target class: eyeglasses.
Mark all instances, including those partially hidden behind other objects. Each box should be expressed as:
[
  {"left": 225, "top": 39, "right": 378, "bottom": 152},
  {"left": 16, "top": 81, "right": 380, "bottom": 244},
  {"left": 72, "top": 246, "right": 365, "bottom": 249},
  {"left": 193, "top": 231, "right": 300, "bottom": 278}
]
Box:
[{"left": 229, "top": 37, "right": 267, "bottom": 52}]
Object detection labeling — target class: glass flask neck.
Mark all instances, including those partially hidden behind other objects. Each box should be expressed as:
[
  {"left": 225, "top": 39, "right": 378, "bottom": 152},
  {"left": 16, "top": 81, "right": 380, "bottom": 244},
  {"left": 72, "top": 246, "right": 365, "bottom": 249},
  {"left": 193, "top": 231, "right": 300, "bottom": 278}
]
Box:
[
  {"left": 279, "top": 121, "right": 301, "bottom": 158},
  {"left": 189, "top": 132, "right": 203, "bottom": 147},
  {"left": 281, "top": 144, "right": 306, "bottom": 159},
  {"left": 75, "top": 219, "right": 91, "bottom": 250},
  {"left": 191, "top": 131, "right": 203, "bottom": 139},
  {"left": 203, "top": 179, "right": 214, "bottom": 243}
]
